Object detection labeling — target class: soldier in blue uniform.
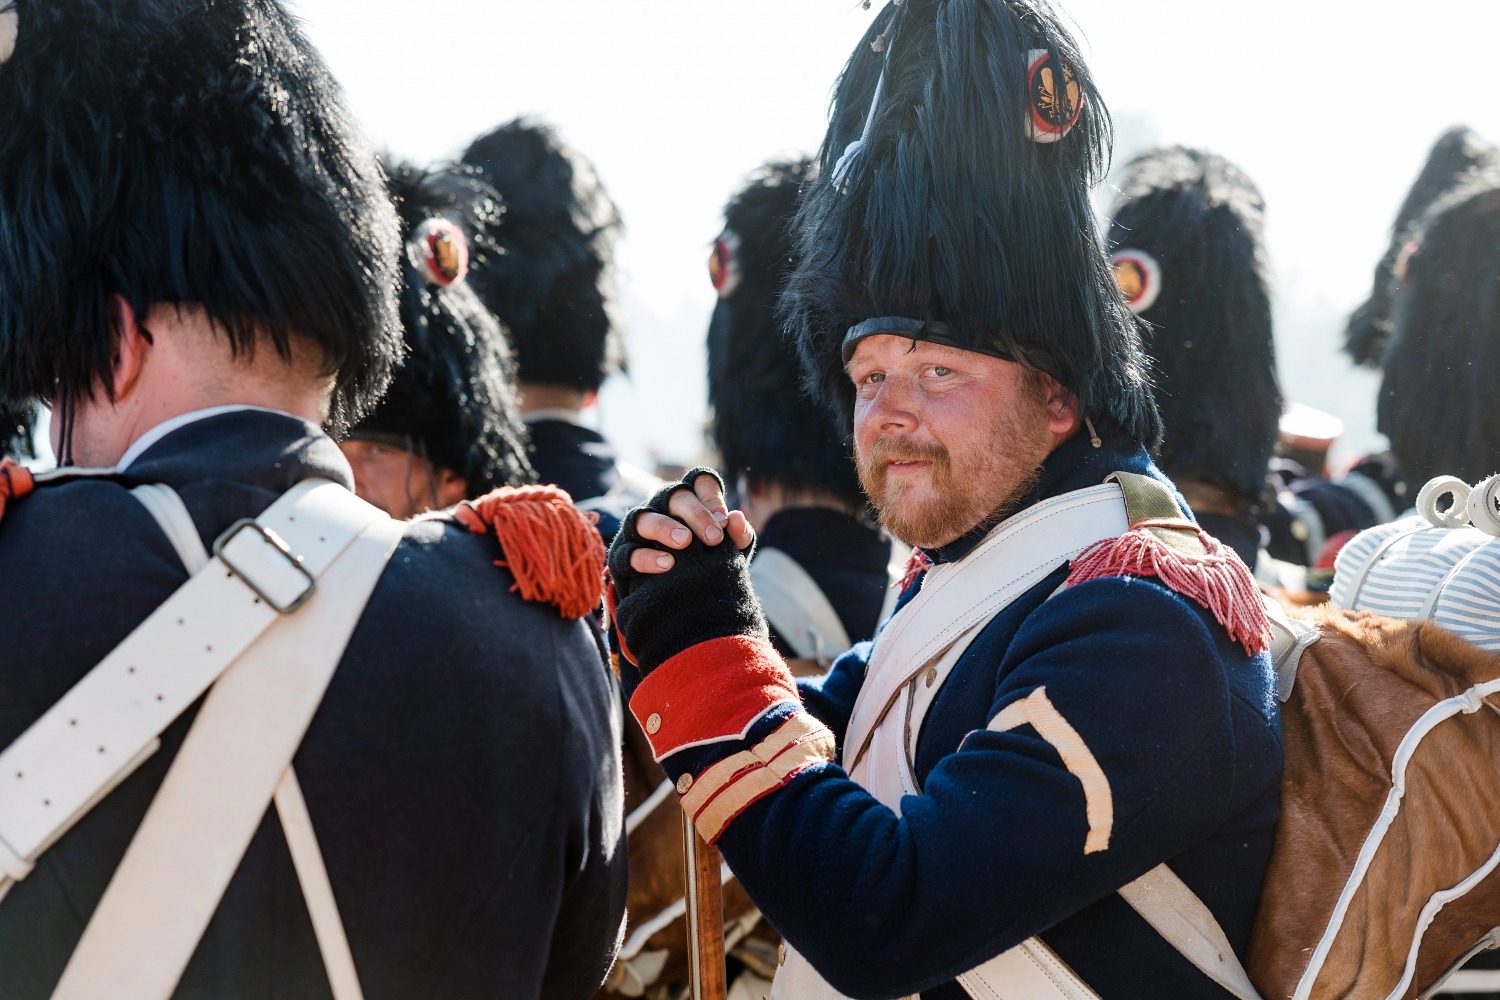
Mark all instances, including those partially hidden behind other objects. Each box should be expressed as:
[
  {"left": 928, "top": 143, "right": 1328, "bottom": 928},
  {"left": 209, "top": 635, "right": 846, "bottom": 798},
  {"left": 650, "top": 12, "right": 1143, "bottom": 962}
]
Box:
[
  {"left": 707, "top": 158, "right": 895, "bottom": 669},
  {"left": 341, "top": 161, "right": 537, "bottom": 519},
  {"left": 0, "top": 2, "right": 624, "bottom": 997},
  {"left": 604, "top": 2, "right": 1281, "bottom": 997}
]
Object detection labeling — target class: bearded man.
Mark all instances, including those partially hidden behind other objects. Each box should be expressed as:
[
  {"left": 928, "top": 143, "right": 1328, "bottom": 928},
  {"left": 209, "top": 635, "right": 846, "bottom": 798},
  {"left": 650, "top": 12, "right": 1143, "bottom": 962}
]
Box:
[{"left": 604, "top": 1, "right": 1282, "bottom": 998}]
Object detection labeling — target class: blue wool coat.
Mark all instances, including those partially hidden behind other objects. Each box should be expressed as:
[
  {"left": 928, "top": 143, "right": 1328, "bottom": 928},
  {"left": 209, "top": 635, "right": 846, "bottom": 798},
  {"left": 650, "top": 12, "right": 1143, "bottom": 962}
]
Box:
[
  {"left": 0, "top": 410, "right": 626, "bottom": 1000},
  {"left": 665, "top": 435, "right": 1282, "bottom": 1000}
]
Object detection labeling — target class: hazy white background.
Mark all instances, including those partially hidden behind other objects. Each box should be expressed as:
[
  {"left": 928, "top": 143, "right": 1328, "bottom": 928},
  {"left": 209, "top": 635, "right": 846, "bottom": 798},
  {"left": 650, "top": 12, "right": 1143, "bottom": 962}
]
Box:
[{"left": 289, "top": 0, "right": 1500, "bottom": 471}]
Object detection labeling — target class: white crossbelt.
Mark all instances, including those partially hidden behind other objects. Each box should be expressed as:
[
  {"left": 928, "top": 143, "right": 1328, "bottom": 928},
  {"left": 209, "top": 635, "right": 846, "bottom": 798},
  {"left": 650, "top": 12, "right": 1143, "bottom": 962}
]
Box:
[
  {"left": 0, "top": 477, "right": 398, "bottom": 1000},
  {"left": 751, "top": 547, "right": 851, "bottom": 665},
  {"left": 773, "top": 482, "right": 1263, "bottom": 1000}
]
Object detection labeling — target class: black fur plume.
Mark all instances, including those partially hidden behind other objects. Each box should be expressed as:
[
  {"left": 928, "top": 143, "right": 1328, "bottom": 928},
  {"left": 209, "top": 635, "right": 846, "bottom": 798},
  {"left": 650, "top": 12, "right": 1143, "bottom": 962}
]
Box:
[
  {"left": 1345, "top": 126, "right": 1500, "bottom": 367},
  {"left": 460, "top": 119, "right": 624, "bottom": 392},
  {"left": 350, "top": 163, "right": 535, "bottom": 495},
  {"left": 707, "top": 158, "right": 865, "bottom": 509},
  {"left": 1379, "top": 179, "right": 1500, "bottom": 486},
  {"left": 782, "top": 0, "right": 1160, "bottom": 447},
  {"left": 0, "top": 0, "right": 401, "bottom": 435},
  {"left": 1106, "top": 147, "right": 1280, "bottom": 503}
]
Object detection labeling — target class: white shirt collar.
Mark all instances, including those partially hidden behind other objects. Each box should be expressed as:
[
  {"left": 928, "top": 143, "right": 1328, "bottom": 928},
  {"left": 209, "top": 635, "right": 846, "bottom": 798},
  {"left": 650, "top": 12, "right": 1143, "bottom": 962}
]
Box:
[{"left": 117, "top": 405, "right": 299, "bottom": 470}]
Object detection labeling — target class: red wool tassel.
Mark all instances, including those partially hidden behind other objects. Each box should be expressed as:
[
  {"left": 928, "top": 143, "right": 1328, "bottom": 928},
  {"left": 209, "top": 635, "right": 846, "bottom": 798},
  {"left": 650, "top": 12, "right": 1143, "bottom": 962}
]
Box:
[
  {"left": 0, "top": 459, "right": 35, "bottom": 525},
  {"left": 897, "top": 548, "right": 933, "bottom": 593},
  {"left": 454, "top": 484, "right": 607, "bottom": 619},
  {"left": 1066, "top": 520, "right": 1272, "bottom": 656}
]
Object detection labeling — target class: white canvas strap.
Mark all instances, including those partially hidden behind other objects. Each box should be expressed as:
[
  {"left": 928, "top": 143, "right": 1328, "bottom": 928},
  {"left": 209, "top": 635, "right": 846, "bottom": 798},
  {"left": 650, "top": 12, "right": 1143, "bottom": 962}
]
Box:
[
  {"left": 129, "top": 483, "right": 368, "bottom": 1000},
  {"left": 130, "top": 484, "right": 210, "bottom": 571},
  {"left": 273, "top": 768, "right": 366, "bottom": 1000},
  {"left": 50, "top": 486, "right": 400, "bottom": 1000},
  {"left": 844, "top": 483, "right": 1129, "bottom": 776},
  {"left": 0, "top": 478, "right": 372, "bottom": 893},
  {"left": 751, "top": 547, "right": 851, "bottom": 664},
  {"left": 956, "top": 939, "right": 1102, "bottom": 1000},
  {"left": 1117, "top": 865, "right": 1261, "bottom": 1000}
]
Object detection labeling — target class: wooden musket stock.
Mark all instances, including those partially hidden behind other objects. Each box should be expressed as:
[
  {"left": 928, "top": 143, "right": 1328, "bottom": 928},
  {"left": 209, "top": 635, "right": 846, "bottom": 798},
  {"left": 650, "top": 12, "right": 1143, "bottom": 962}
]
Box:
[{"left": 682, "top": 808, "right": 727, "bottom": 1000}]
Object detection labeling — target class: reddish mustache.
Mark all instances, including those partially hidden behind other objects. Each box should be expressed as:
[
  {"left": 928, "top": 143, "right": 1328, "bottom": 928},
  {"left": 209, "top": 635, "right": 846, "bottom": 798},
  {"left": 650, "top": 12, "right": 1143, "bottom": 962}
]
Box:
[{"left": 866, "top": 438, "right": 949, "bottom": 466}]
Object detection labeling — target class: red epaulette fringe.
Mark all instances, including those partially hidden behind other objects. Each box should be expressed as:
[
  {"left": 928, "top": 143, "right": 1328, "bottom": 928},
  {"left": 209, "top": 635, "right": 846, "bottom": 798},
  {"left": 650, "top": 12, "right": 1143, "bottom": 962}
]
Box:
[
  {"left": 1065, "top": 517, "right": 1272, "bottom": 656},
  {"left": 454, "top": 484, "right": 606, "bottom": 620},
  {"left": 897, "top": 548, "right": 933, "bottom": 593},
  {"left": 0, "top": 459, "right": 35, "bottom": 525}
]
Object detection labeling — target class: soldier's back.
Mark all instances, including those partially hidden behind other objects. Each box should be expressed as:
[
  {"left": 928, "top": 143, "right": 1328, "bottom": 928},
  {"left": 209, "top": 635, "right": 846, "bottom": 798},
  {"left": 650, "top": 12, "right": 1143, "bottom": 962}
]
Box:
[{"left": 0, "top": 410, "right": 625, "bottom": 1000}]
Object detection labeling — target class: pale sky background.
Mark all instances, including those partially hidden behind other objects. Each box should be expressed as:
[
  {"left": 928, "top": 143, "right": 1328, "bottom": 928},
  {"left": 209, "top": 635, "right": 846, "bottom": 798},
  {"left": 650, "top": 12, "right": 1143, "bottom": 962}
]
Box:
[{"left": 286, "top": 0, "right": 1500, "bottom": 472}]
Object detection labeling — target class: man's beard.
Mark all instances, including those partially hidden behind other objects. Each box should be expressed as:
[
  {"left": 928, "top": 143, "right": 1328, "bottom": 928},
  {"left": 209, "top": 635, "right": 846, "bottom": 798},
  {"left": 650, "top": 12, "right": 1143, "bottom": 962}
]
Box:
[{"left": 857, "top": 400, "right": 1052, "bottom": 550}]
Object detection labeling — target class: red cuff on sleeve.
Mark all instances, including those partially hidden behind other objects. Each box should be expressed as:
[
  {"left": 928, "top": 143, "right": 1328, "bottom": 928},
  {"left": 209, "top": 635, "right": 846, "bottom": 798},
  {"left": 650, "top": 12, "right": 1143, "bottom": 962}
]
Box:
[{"left": 629, "top": 635, "right": 798, "bottom": 759}]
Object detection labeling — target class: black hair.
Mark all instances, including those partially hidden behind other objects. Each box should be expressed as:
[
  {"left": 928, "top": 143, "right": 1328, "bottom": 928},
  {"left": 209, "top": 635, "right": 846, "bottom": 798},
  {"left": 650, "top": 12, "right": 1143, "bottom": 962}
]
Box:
[
  {"left": 0, "top": 0, "right": 401, "bottom": 437},
  {"left": 460, "top": 118, "right": 624, "bottom": 392},
  {"left": 1106, "top": 147, "right": 1280, "bottom": 503},
  {"left": 782, "top": 0, "right": 1160, "bottom": 446}
]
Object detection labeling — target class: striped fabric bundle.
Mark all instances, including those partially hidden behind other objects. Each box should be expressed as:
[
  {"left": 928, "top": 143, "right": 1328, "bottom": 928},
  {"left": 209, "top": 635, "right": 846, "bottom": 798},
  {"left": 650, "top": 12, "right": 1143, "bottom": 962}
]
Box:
[{"left": 1330, "top": 479, "right": 1500, "bottom": 651}]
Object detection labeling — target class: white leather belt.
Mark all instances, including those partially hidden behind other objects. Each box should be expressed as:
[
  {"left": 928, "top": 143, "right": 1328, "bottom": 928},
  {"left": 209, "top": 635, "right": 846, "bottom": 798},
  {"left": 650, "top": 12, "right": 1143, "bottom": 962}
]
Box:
[{"left": 0, "top": 478, "right": 377, "bottom": 899}]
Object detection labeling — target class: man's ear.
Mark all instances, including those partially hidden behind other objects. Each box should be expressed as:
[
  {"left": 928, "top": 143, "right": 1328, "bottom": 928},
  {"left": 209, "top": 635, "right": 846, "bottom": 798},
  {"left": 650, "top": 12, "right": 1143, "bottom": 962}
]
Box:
[
  {"left": 107, "top": 295, "right": 152, "bottom": 402},
  {"left": 1038, "top": 373, "right": 1082, "bottom": 436}
]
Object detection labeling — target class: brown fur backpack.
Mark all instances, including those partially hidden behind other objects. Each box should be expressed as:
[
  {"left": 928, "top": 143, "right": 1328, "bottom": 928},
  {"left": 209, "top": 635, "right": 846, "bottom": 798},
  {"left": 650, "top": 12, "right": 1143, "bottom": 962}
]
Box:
[{"left": 1248, "top": 501, "right": 1500, "bottom": 998}]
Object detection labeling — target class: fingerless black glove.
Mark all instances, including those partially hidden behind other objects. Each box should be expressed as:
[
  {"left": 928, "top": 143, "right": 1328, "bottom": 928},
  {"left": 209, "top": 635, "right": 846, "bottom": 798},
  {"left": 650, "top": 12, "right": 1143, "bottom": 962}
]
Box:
[{"left": 607, "top": 468, "right": 768, "bottom": 677}]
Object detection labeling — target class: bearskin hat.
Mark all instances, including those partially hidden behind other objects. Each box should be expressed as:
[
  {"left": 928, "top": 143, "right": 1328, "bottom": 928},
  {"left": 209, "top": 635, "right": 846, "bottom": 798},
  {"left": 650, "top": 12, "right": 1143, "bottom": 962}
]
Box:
[
  {"left": 782, "top": 0, "right": 1160, "bottom": 447},
  {"left": 0, "top": 0, "right": 401, "bottom": 437},
  {"left": 1379, "top": 178, "right": 1500, "bottom": 486},
  {"left": 459, "top": 119, "right": 625, "bottom": 393},
  {"left": 707, "top": 158, "right": 866, "bottom": 509},
  {"left": 1345, "top": 126, "right": 1500, "bottom": 367},
  {"left": 348, "top": 163, "right": 535, "bottom": 495},
  {"left": 1105, "top": 147, "right": 1280, "bottom": 503}
]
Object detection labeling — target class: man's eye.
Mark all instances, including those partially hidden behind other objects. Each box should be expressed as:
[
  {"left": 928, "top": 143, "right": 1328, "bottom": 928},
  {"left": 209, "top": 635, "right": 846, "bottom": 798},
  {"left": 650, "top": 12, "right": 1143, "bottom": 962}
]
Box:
[
  {"left": 864, "top": 371, "right": 885, "bottom": 385},
  {"left": 930, "top": 366, "right": 952, "bottom": 377}
]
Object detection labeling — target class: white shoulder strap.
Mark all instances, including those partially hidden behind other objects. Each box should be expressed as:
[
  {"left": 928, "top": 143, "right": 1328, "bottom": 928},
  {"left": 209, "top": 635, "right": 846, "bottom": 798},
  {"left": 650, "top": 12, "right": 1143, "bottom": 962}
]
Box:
[
  {"left": 750, "top": 547, "right": 851, "bottom": 664},
  {"left": 130, "top": 484, "right": 210, "bottom": 571},
  {"left": 0, "top": 479, "right": 395, "bottom": 1000},
  {"left": 0, "top": 479, "right": 368, "bottom": 894},
  {"left": 1117, "top": 864, "right": 1262, "bottom": 1000},
  {"left": 121, "top": 483, "right": 371, "bottom": 1000}
]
